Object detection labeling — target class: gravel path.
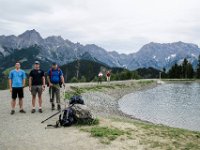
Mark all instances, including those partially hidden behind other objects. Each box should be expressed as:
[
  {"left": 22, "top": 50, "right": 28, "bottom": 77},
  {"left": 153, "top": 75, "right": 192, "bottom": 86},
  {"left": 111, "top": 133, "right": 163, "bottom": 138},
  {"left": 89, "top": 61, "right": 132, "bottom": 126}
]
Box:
[{"left": 0, "top": 80, "right": 157, "bottom": 150}]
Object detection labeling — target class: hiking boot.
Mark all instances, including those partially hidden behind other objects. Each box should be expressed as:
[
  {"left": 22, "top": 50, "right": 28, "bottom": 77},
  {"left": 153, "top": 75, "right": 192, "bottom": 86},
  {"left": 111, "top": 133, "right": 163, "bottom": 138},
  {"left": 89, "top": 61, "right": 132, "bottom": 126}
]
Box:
[
  {"left": 19, "top": 109, "right": 26, "bottom": 113},
  {"left": 31, "top": 109, "right": 36, "bottom": 113},
  {"left": 57, "top": 104, "right": 61, "bottom": 111},
  {"left": 38, "top": 109, "right": 43, "bottom": 113},
  {"left": 52, "top": 103, "right": 55, "bottom": 110},
  {"left": 10, "top": 110, "right": 15, "bottom": 115}
]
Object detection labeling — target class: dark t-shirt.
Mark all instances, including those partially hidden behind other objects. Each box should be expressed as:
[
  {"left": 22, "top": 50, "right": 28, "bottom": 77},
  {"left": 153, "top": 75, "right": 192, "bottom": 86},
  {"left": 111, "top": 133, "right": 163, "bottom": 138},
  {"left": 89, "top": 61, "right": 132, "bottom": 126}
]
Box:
[{"left": 29, "top": 69, "right": 45, "bottom": 86}]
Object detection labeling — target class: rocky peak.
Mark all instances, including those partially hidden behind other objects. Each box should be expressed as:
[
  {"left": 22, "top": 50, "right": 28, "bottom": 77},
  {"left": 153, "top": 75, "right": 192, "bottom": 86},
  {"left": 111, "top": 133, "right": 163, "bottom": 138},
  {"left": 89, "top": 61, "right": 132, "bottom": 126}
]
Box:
[
  {"left": 45, "top": 36, "right": 65, "bottom": 45},
  {"left": 17, "top": 29, "right": 43, "bottom": 48}
]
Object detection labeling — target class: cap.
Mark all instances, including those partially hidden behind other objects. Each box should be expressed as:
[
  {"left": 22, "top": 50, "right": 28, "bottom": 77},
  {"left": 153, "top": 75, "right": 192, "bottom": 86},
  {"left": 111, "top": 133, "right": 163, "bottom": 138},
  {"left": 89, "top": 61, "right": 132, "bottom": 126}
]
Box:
[{"left": 34, "top": 61, "right": 40, "bottom": 64}]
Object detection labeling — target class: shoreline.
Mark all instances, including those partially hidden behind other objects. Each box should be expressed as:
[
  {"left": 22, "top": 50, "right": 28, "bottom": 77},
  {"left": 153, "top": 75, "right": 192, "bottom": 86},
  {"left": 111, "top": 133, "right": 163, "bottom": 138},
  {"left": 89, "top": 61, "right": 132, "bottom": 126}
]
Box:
[
  {"left": 80, "top": 80, "right": 158, "bottom": 120},
  {"left": 1, "top": 79, "right": 200, "bottom": 150}
]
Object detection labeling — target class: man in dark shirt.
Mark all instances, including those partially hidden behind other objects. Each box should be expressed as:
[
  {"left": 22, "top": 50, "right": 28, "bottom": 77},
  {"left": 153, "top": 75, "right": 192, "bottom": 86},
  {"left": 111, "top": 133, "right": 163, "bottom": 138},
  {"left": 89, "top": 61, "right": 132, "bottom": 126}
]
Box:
[{"left": 29, "top": 61, "right": 45, "bottom": 113}]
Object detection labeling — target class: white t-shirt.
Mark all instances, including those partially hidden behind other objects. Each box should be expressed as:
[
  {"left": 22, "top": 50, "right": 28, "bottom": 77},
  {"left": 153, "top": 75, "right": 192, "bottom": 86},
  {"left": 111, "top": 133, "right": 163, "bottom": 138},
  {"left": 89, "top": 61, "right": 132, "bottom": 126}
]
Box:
[{"left": 98, "top": 72, "right": 103, "bottom": 77}]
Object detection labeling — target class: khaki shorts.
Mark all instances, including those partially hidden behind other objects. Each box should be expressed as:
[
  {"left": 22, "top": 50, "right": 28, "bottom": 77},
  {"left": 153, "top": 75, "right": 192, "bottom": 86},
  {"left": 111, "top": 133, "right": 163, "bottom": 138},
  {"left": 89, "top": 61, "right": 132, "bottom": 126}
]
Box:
[{"left": 31, "top": 86, "right": 43, "bottom": 96}]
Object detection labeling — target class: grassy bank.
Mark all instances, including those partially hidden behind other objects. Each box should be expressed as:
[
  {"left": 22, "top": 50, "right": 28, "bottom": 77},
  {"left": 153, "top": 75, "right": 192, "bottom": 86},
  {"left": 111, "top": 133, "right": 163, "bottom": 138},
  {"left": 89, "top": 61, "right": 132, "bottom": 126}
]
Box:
[
  {"left": 78, "top": 116, "right": 200, "bottom": 149},
  {"left": 1, "top": 79, "right": 199, "bottom": 150},
  {"left": 162, "top": 79, "right": 196, "bottom": 82},
  {"left": 65, "top": 80, "right": 155, "bottom": 99},
  {"left": 69, "top": 80, "right": 200, "bottom": 149}
]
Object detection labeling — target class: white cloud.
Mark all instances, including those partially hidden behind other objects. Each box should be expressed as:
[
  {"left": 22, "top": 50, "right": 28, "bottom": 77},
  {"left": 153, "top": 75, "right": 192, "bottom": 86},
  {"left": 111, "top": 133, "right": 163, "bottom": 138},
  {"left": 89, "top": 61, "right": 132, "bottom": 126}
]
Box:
[{"left": 0, "top": 0, "right": 200, "bottom": 53}]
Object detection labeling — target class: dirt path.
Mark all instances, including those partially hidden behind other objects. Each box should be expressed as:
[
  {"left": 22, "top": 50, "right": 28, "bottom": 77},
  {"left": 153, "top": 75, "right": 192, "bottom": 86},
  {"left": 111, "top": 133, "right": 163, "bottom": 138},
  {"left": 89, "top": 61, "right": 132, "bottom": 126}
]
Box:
[
  {"left": 0, "top": 81, "right": 180, "bottom": 150},
  {"left": 0, "top": 86, "right": 109, "bottom": 150},
  {"left": 1, "top": 80, "right": 200, "bottom": 150},
  {"left": 0, "top": 80, "right": 156, "bottom": 150}
]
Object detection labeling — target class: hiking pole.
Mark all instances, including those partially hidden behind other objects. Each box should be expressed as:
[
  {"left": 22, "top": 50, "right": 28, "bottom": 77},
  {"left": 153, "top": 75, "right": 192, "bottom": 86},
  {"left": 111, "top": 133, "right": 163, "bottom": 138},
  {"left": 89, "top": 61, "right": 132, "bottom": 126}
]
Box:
[
  {"left": 63, "top": 84, "right": 67, "bottom": 109},
  {"left": 50, "top": 86, "right": 53, "bottom": 102},
  {"left": 41, "top": 110, "right": 61, "bottom": 123}
]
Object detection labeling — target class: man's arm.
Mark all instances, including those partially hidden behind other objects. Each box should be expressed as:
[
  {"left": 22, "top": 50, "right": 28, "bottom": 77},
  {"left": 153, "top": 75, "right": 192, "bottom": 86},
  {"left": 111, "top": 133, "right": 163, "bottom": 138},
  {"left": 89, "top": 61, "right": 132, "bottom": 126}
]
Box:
[
  {"left": 23, "top": 79, "right": 26, "bottom": 88},
  {"left": 9, "top": 79, "right": 12, "bottom": 93},
  {"left": 42, "top": 76, "right": 45, "bottom": 86},
  {"left": 60, "top": 70, "right": 65, "bottom": 86},
  {"left": 23, "top": 72, "right": 26, "bottom": 88},
  {"left": 8, "top": 72, "right": 12, "bottom": 93},
  {"left": 47, "top": 70, "right": 53, "bottom": 86},
  {"left": 61, "top": 75, "right": 65, "bottom": 84},
  {"left": 29, "top": 77, "right": 32, "bottom": 91},
  {"left": 47, "top": 76, "right": 53, "bottom": 87},
  {"left": 42, "top": 76, "right": 46, "bottom": 91}
]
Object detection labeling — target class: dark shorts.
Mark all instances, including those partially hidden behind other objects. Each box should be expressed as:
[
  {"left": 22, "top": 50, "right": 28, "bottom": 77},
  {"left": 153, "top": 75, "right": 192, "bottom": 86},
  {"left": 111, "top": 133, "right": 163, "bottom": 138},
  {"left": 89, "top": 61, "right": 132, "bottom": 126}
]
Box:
[{"left": 12, "top": 87, "right": 24, "bottom": 99}]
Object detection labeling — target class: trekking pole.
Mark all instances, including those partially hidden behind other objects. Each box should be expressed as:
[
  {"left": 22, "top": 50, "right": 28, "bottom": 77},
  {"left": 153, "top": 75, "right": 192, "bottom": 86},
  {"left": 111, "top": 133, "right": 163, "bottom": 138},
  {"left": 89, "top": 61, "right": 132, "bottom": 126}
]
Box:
[
  {"left": 63, "top": 85, "right": 67, "bottom": 109},
  {"left": 41, "top": 111, "right": 61, "bottom": 123},
  {"left": 49, "top": 86, "right": 53, "bottom": 102}
]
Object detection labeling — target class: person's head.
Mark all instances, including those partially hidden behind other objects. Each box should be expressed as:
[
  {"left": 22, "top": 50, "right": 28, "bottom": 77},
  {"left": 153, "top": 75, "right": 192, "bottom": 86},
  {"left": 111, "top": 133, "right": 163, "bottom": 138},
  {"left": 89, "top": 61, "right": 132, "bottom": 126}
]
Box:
[
  {"left": 34, "top": 61, "right": 40, "bottom": 70},
  {"left": 52, "top": 62, "right": 58, "bottom": 70},
  {"left": 15, "top": 61, "right": 21, "bottom": 70}
]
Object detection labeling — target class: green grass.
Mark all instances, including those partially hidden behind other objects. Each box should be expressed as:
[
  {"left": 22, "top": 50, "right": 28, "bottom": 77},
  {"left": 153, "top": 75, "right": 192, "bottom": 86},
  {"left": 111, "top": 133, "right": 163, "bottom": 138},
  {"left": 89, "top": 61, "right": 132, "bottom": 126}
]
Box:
[
  {"left": 162, "top": 79, "right": 196, "bottom": 82},
  {"left": 111, "top": 117, "right": 200, "bottom": 149},
  {"left": 76, "top": 118, "right": 100, "bottom": 126},
  {"left": 65, "top": 80, "right": 156, "bottom": 101},
  {"left": 82, "top": 126, "right": 128, "bottom": 144},
  {"left": 65, "top": 84, "right": 118, "bottom": 99},
  {"left": 2, "top": 67, "right": 15, "bottom": 75},
  {"left": 137, "top": 80, "right": 154, "bottom": 85}
]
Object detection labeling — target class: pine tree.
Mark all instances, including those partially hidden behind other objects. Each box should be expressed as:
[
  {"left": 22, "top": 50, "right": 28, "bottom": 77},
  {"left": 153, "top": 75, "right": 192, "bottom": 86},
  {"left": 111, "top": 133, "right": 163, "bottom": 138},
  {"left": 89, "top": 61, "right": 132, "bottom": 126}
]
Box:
[
  {"left": 182, "top": 58, "right": 188, "bottom": 78},
  {"left": 196, "top": 55, "right": 200, "bottom": 78},
  {"left": 187, "top": 63, "right": 194, "bottom": 78}
]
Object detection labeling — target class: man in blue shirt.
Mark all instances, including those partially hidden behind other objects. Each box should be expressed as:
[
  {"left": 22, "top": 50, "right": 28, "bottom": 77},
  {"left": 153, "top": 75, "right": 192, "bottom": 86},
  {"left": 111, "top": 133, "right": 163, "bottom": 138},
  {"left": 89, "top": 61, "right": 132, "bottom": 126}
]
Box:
[
  {"left": 8, "top": 62, "right": 26, "bottom": 115},
  {"left": 47, "top": 62, "right": 65, "bottom": 111}
]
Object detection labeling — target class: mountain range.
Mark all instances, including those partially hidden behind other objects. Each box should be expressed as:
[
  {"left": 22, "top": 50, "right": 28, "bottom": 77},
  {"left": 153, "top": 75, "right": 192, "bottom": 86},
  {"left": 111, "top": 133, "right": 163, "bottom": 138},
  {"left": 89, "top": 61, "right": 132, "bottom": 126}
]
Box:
[{"left": 0, "top": 29, "right": 200, "bottom": 72}]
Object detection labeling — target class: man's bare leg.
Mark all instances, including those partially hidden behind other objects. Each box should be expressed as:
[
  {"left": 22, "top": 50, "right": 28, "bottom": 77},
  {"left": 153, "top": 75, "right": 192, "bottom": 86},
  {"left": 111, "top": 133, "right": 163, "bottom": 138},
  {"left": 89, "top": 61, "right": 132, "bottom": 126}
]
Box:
[
  {"left": 19, "top": 98, "right": 23, "bottom": 110},
  {"left": 32, "top": 95, "right": 36, "bottom": 108},
  {"left": 11, "top": 99, "right": 16, "bottom": 110},
  {"left": 38, "top": 95, "right": 42, "bottom": 108},
  {"left": 11, "top": 99, "right": 16, "bottom": 114},
  {"left": 38, "top": 95, "right": 43, "bottom": 113},
  {"left": 31, "top": 95, "right": 36, "bottom": 113},
  {"left": 19, "top": 98, "right": 26, "bottom": 113}
]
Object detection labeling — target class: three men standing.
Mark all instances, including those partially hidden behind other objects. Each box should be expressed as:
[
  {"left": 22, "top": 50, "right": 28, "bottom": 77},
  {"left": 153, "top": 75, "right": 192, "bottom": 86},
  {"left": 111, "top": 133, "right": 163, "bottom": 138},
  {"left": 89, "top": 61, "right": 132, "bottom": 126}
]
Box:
[
  {"left": 9, "top": 62, "right": 26, "bottom": 115},
  {"left": 8, "top": 61, "right": 65, "bottom": 114},
  {"left": 29, "top": 61, "right": 45, "bottom": 113}
]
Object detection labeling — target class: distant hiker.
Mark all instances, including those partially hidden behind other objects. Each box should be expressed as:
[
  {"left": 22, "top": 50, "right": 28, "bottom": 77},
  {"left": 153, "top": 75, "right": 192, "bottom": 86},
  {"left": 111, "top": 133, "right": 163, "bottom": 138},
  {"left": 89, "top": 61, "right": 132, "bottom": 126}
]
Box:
[
  {"left": 29, "top": 61, "right": 45, "bottom": 113},
  {"left": 106, "top": 70, "right": 111, "bottom": 82},
  {"left": 8, "top": 62, "right": 26, "bottom": 115},
  {"left": 47, "top": 62, "right": 65, "bottom": 111},
  {"left": 98, "top": 72, "right": 103, "bottom": 84}
]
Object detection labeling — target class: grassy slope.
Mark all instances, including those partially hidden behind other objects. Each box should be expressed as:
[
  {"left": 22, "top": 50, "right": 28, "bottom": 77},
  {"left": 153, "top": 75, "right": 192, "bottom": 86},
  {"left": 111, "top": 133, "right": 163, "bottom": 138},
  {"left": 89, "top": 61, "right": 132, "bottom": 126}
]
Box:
[{"left": 68, "top": 80, "right": 200, "bottom": 149}]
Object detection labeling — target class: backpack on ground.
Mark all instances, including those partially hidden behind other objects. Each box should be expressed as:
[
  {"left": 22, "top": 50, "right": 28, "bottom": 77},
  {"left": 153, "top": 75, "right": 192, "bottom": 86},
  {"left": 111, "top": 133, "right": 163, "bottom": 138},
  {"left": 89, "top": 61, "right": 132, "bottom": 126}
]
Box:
[
  {"left": 69, "top": 95, "right": 85, "bottom": 105},
  {"left": 71, "top": 104, "right": 94, "bottom": 124},
  {"left": 46, "top": 96, "right": 94, "bottom": 128},
  {"left": 56, "top": 107, "right": 75, "bottom": 127}
]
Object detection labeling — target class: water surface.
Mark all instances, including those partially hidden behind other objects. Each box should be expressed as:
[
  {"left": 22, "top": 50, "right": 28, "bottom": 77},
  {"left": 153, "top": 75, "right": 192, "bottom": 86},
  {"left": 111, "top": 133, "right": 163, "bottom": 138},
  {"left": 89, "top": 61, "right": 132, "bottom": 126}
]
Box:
[{"left": 119, "top": 83, "right": 200, "bottom": 131}]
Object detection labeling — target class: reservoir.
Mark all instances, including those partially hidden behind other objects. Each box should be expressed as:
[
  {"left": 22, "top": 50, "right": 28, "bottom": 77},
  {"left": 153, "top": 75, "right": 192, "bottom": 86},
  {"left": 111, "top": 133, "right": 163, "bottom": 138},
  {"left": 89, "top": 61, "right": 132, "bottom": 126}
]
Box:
[{"left": 119, "top": 82, "right": 200, "bottom": 131}]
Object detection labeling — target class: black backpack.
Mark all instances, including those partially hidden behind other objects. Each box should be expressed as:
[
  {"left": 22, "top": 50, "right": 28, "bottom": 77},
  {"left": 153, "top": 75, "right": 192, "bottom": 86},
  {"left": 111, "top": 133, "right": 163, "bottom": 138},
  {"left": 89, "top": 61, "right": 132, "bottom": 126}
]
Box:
[
  {"left": 57, "top": 107, "right": 75, "bottom": 127},
  {"left": 69, "top": 95, "right": 84, "bottom": 105}
]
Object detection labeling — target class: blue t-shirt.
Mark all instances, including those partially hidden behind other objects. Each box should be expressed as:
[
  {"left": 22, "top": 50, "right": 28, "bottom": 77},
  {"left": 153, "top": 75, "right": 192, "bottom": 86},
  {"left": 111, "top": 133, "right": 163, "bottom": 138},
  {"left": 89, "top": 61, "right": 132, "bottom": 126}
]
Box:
[
  {"left": 8, "top": 69, "right": 26, "bottom": 88},
  {"left": 48, "top": 68, "right": 63, "bottom": 84}
]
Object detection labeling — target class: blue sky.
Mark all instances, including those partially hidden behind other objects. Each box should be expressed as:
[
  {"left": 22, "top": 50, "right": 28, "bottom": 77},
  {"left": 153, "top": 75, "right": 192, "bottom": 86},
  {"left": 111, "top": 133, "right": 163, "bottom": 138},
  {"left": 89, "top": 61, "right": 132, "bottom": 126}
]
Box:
[{"left": 0, "top": 0, "right": 199, "bottom": 54}]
